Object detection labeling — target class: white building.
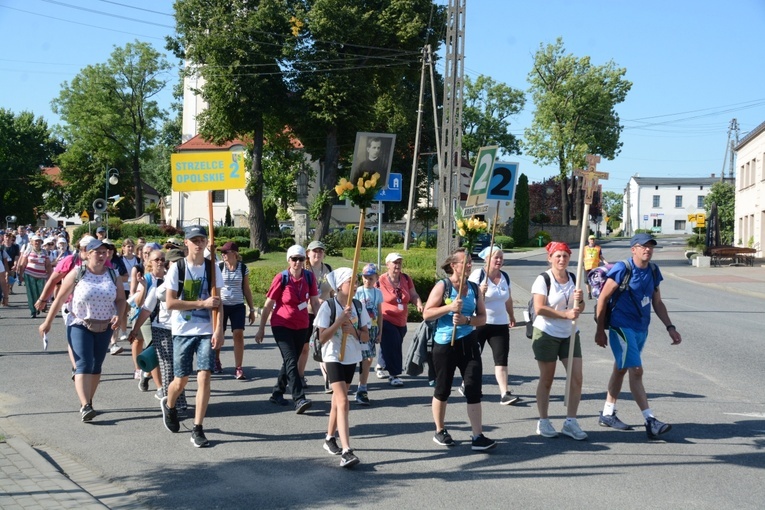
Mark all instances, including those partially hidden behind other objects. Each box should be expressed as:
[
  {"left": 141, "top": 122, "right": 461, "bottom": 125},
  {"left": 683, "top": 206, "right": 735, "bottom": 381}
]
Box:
[
  {"left": 622, "top": 176, "right": 718, "bottom": 236},
  {"left": 733, "top": 120, "right": 764, "bottom": 255}
]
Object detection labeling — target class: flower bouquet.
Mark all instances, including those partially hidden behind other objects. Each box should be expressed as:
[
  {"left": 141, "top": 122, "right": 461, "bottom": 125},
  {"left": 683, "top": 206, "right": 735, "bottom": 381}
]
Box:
[{"left": 454, "top": 205, "right": 488, "bottom": 255}]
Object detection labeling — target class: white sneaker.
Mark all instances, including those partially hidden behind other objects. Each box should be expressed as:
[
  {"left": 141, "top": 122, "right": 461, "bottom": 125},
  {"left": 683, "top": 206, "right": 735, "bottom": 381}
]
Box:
[
  {"left": 109, "top": 343, "right": 124, "bottom": 355},
  {"left": 389, "top": 377, "right": 404, "bottom": 387},
  {"left": 376, "top": 367, "right": 388, "bottom": 379},
  {"left": 561, "top": 419, "right": 588, "bottom": 441},
  {"left": 536, "top": 419, "right": 558, "bottom": 438}
]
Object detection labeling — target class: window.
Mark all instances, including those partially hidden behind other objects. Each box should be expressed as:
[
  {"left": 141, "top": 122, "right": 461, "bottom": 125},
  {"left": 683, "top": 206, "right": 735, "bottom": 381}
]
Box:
[
  {"left": 654, "top": 185, "right": 659, "bottom": 190},
  {"left": 652, "top": 195, "right": 660, "bottom": 207},
  {"left": 675, "top": 195, "right": 682, "bottom": 208},
  {"left": 677, "top": 185, "right": 681, "bottom": 190},
  {"left": 697, "top": 195, "right": 704, "bottom": 208},
  {"left": 674, "top": 220, "right": 686, "bottom": 230},
  {"left": 211, "top": 190, "right": 225, "bottom": 203}
]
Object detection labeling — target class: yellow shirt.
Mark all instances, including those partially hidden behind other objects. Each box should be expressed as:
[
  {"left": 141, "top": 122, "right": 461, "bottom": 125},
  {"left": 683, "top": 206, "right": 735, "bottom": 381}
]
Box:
[{"left": 584, "top": 245, "right": 602, "bottom": 270}]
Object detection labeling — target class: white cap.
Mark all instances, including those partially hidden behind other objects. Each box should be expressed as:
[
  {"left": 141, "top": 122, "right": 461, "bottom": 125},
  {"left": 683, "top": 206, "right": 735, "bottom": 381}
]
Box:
[
  {"left": 57, "top": 237, "right": 67, "bottom": 245},
  {"left": 385, "top": 252, "right": 404, "bottom": 264},
  {"left": 43, "top": 237, "right": 55, "bottom": 245},
  {"left": 286, "top": 245, "right": 306, "bottom": 261}
]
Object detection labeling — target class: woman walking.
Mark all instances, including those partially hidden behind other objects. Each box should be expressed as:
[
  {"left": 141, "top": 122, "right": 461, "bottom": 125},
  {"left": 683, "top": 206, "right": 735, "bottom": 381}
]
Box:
[
  {"left": 39, "top": 238, "right": 126, "bottom": 421},
  {"left": 302, "top": 240, "right": 332, "bottom": 390},
  {"left": 530, "top": 241, "right": 587, "bottom": 440},
  {"left": 18, "top": 235, "right": 51, "bottom": 318},
  {"left": 422, "top": 248, "right": 496, "bottom": 451}
]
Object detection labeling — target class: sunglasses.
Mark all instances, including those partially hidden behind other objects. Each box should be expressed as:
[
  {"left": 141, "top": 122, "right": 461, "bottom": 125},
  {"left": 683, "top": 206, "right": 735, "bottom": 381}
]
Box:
[{"left": 290, "top": 257, "right": 306, "bottom": 262}]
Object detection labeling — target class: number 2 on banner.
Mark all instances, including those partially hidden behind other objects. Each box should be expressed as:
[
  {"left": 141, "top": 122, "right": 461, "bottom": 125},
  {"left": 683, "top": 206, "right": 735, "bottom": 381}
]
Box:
[
  {"left": 473, "top": 152, "right": 493, "bottom": 193},
  {"left": 486, "top": 162, "right": 518, "bottom": 201}
]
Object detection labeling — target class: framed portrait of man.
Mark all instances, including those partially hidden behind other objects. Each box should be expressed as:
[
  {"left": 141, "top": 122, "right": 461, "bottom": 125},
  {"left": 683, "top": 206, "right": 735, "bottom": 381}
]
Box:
[{"left": 350, "top": 132, "right": 396, "bottom": 190}]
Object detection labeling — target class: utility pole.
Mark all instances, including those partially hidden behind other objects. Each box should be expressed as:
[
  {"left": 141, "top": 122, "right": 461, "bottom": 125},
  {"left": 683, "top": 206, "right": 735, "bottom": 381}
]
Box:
[
  {"left": 721, "top": 118, "right": 740, "bottom": 181},
  {"left": 403, "top": 47, "right": 428, "bottom": 251},
  {"left": 436, "top": 0, "right": 466, "bottom": 272}
]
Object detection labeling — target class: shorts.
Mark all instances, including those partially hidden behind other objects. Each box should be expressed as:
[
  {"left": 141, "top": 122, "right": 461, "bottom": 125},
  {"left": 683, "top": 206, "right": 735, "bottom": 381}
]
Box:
[
  {"left": 173, "top": 334, "right": 214, "bottom": 378},
  {"left": 609, "top": 327, "right": 647, "bottom": 370},
  {"left": 223, "top": 303, "right": 246, "bottom": 332},
  {"left": 325, "top": 361, "right": 356, "bottom": 385},
  {"left": 360, "top": 342, "right": 377, "bottom": 359},
  {"left": 532, "top": 328, "right": 581, "bottom": 362}
]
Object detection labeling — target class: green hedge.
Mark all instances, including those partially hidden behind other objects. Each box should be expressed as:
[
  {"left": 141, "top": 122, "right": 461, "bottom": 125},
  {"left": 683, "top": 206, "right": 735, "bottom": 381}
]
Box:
[{"left": 495, "top": 235, "right": 514, "bottom": 248}]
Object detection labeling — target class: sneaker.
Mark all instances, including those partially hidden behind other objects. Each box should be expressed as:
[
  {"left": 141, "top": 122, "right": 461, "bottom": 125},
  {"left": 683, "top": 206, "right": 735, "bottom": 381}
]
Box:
[
  {"left": 269, "top": 393, "right": 289, "bottom": 406},
  {"left": 139, "top": 372, "right": 150, "bottom": 391},
  {"left": 235, "top": 367, "right": 246, "bottom": 380},
  {"left": 118, "top": 330, "right": 129, "bottom": 342},
  {"left": 80, "top": 404, "right": 96, "bottom": 422},
  {"left": 213, "top": 359, "right": 223, "bottom": 374},
  {"left": 190, "top": 427, "right": 209, "bottom": 448},
  {"left": 340, "top": 449, "right": 360, "bottom": 468},
  {"left": 433, "top": 429, "right": 455, "bottom": 446},
  {"left": 355, "top": 391, "right": 370, "bottom": 406},
  {"left": 154, "top": 388, "right": 165, "bottom": 400},
  {"left": 160, "top": 396, "right": 180, "bottom": 433},
  {"left": 471, "top": 434, "right": 497, "bottom": 451},
  {"left": 458, "top": 383, "right": 465, "bottom": 396},
  {"left": 109, "top": 343, "right": 123, "bottom": 355},
  {"left": 500, "top": 391, "right": 520, "bottom": 406},
  {"left": 561, "top": 419, "right": 588, "bottom": 441},
  {"left": 134, "top": 369, "right": 142, "bottom": 380},
  {"left": 375, "top": 366, "right": 388, "bottom": 379},
  {"left": 389, "top": 377, "right": 404, "bottom": 387},
  {"left": 536, "top": 419, "right": 558, "bottom": 438},
  {"left": 598, "top": 411, "right": 633, "bottom": 430},
  {"left": 645, "top": 416, "right": 672, "bottom": 440},
  {"left": 295, "top": 398, "right": 312, "bottom": 415},
  {"left": 323, "top": 437, "right": 342, "bottom": 456}
]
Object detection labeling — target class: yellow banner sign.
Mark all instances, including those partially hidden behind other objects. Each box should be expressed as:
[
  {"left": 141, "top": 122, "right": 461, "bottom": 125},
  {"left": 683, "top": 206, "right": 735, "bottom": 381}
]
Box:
[
  {"left": 171, "top": 152, "right": 246, "bottom": 192},
  {"left": 696, "top": 213, "right": 706, "bottom": 226}
]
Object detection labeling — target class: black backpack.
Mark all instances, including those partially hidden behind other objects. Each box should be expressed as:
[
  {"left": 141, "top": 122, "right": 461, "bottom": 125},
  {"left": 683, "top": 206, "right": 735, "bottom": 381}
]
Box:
[
  {"left": 219, "top": 261, "right": 247, "bottom": 290},
  {"left": 476, "top": 267, "right": 510, "bottom": 287},
  {"left": 597, "top": 259, "right": 659, "bottom": 330},
  {"left": 525, "top": 271, "right": 576, "bottom": 339},
  {"left": 309, "top": 298, "right": 363, "bottom": 362},
  {"left": 175, "top": 258, "right": 213, "bottom": 300}
]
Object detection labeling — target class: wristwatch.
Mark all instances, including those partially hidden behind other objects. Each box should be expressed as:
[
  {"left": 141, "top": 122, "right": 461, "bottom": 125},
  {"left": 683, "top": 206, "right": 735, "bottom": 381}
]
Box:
[{"left": 466, "top": 317, "right": 471, "bottom": 325}]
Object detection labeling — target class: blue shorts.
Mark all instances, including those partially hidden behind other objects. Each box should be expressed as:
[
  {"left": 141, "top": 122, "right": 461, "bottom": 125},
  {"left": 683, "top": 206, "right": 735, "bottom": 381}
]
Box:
[
  {"left": 223, "top": 303, "right": 246, "bottom": 332},
  {"left": 609, "top": 327, "right": 648, "bottom": 370},
  {"left": 173, "top": 335, "right": 215, "bottom": 377}
]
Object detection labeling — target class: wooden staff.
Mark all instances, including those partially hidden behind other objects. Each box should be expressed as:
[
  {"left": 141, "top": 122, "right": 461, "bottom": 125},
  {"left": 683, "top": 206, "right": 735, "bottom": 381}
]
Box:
[
  {"left": 207, "top": 191, "right": 218, "bottom": 328},
  {"left": 484, "top": 203, "right": 500, "bottom": 276},
  {"left": 340, "top": 208, "right": 366, "bottom": 361},
  {"left": 449, "top": 269, "right": 465, "bottom": 347}
]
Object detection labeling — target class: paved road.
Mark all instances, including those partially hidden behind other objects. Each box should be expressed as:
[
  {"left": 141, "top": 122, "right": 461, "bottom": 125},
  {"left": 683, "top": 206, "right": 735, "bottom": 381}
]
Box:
[{"left": 2, "top": 238, "right": 764, "bottom": 509}]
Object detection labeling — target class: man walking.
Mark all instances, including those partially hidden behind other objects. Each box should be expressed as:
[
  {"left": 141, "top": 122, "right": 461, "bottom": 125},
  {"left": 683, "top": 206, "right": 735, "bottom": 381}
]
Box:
[
  {"left": 584, "top": 234, "right": 607, "bottom": 299},
  {"left": 594, "top": 233, "right": 682, "bottom": 440},
  {"left": 161, "top": 225, "right": 223, "bottom": 447}
]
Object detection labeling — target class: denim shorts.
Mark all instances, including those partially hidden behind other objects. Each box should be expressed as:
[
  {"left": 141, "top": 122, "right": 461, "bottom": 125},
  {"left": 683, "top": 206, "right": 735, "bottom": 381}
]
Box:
[{"left": 173, "top": 335, "right": 214, "bottom": 378}]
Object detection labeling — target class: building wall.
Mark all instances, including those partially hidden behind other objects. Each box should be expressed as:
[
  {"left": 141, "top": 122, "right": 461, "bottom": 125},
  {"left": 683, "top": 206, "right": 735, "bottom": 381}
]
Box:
[{"left": 734, "top": 125, "right": 764, "bottom": 255}]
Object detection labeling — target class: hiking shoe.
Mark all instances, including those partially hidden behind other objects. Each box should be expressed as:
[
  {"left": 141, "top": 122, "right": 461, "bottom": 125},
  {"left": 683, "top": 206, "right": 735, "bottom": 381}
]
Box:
[
  {"left": 295, "top": 398, "right": 312, "bottom": 414},
  {"left": 109, "top": 343, "right": 123, "bottom": 355},
  {"left": 340, "top": 450, "right": 360, "bottom": 468},
  {"left": 389, "top": 377, "right": 404, "bottom": 387},
  {"left": 375, "top": 366, "right": 387, "bottom": 379},
  {"left": 155, "top": 388, "right": 165, "bottom": 400},
  {"left": 161, "top": 396, "right": 180, "bottom": 433},
  {"left": 561, "top": 419, "right": 588, "bottom": 441},
  {"left": 471, "top": 434, "right": 497, "bottom": 451},
  {"left": 269, "top": 393, "right": 289, "bottom": 406},
  {"left": 80, "top": 404, "right": 96, "bottom": 422},
  {"left": 536, "top": 419, "right": 558, "bottom": 438},
  {"left": 458, "top": 383, "right": 465, "bottom": 396},
  {"left": 598, "top": 411, "right": 633, "bottom": 430},
  {"left": 433, "top": 429, "right": 455, "bottom": 446},
  {"left": 235, "top": 367, "right": 246, "bottom": 380},
  {"left": 213, "top": 359, "right": 223, "bottom": 374},
  {"left": 500, "top": 391, "right": 520, "bottom": 406},
  {"left": 190, "top": 428, "right": 209, "bottom": 448},
  {"left": 139, "top": 372, "right": 150, "bottom": 391},
  {"left": 323, "top": 437, "right": 342, "bottom": 456},
  {"left": 645, "top": 416, "right": 672, "bottom": 440},
  {"left": 355, "top": 391, "right": 370, "bottom": 406}
]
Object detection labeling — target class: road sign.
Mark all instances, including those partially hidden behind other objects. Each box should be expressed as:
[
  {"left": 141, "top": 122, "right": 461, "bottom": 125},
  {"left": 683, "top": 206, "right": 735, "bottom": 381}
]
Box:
[
  {"left": 374, "top": 173, "right": 402, "bottom": 202},
  {"left": 486, "top": 162, "right": 519, "bottom": 201},
  {"left": 643, "top": 215, "right": 649, "bottom": 221},
  {"left": 466, "top": 145, "right": 498, "bottom": 207},
  {"left": 171, "top": 151, "right": 246, "bottom": 192},
  {"left": 80, "top": 211, "right": 89, "bottom": 222},
  {"left": 696, "top": 213, "right": 706, "bottom": 227},
  {"left": 463, "top": 204, "right": 489, "bottom": 216}
]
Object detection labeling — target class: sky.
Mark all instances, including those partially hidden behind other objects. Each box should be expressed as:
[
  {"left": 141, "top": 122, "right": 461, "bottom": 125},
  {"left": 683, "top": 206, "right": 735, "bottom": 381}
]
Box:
[{"left": 2, "top": 0, "right": 764, "bottom": 195}]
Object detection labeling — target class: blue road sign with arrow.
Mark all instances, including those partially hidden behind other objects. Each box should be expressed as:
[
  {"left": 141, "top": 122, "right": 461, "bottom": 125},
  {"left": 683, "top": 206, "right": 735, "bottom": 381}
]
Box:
[{"left": 375, "top": 173, "right": 402, "bottom": 202}]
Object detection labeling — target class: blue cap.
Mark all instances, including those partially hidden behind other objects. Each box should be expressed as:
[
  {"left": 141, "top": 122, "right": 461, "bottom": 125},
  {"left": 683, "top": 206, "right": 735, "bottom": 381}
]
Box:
[
  {"left": 362, "top": 263, "right": 378, "bottom": 276},
  {"left": 630, "top": 233, "right": 657, "bottom": 247},
  {"left": 184, "top": 225, "right": 207, "bottom": 239}
]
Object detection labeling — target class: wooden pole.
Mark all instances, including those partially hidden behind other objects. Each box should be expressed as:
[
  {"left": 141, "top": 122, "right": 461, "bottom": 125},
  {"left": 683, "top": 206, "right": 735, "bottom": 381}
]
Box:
[
  {"left": 340, "top": 208, "right": 366, "bottom": 361},
  {"left": 207, "top": 191, "right": 218, "bottom": 328},
  {"left": 484, "top": 202, "right": 500, "bottom": 276},
  {"left": 564, "top": 203, "right": 588, "bottom": 408}
]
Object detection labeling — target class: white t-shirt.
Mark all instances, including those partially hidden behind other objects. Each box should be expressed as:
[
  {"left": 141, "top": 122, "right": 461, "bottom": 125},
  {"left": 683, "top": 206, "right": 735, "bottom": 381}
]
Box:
[
  {"left": 164, "top": 259, "right": 223, "bottom": 337},
  {"left": 530, "top": 269, "right": 578, "bottom": 338},
  {"left": 142, "top": 281, "right": 172, "bottom": 330},
  {"left": 314, "top": 297, "right": 370, "bottom": 365},
  {"left": 468, "top": 268, "right": 511, "bottom": 325}
]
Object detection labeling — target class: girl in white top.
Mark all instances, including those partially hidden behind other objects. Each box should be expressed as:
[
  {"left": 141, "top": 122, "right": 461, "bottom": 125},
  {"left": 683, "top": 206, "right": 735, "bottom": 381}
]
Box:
[
  {"left": 468, "top": 246, "right": 518, "bottom": 405},
  {"left": 314, "top": 267, "right": 370, "bottom": 469},
  {"left": 530, "top": 241, "right": 586, "bottom": 441}
]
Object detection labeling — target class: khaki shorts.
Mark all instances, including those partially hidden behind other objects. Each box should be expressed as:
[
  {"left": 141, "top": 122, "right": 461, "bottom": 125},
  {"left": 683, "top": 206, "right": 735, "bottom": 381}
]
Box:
[{"left": 532, "top": 328, "right": 581, "bottom": 362}]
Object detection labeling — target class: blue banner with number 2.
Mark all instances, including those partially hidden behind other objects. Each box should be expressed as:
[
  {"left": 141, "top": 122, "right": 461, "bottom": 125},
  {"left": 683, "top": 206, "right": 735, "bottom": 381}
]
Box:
[{"left": 486, "top": 162, "right": 518, "bottom": 201}]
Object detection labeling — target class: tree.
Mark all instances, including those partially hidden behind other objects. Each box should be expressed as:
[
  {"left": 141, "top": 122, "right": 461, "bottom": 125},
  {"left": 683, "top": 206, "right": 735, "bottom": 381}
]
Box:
[
  {"left": 462, "top": 74, "right": 524, "bottom": 163},
  {"left": 602, "top": 190, "right": 623, "bottom": 227},
  {"left": 52, "top": 41, "right": 170, "bottom": 217},
  {"left": 704, "top": 181, "right": 734, "bottom": 245},
  {"left": 525, "top": 38, "right": 631, "bottom": 225},
  {"left": 0, "top": 109, "right": 62, "bottom": 223},
  {"left": 512, "top": 173, "right": 530, "bottom": 246}
]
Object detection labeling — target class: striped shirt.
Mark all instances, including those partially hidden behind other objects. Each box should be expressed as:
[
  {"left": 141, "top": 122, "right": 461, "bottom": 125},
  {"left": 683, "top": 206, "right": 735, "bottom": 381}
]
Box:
[
  {"left": 220, "top": 261, "right": 249, "bottom": 306},
  {"left": 24, "top": 250, "right": 49, "bottom": 279}
]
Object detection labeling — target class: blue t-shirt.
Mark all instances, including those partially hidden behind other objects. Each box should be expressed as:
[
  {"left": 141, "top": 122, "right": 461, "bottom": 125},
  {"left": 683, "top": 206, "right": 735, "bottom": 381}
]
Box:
[
  {"left": 607, "top": 259, "right": 663, "bottom": 332},
  {"left": 434, "top": 281, "right": 477, "bottom": 345}
]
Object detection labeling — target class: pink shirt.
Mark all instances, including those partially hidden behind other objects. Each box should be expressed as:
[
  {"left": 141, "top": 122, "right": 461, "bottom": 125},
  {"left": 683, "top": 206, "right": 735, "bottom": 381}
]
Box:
[
  {"left": 266, "top": 270, "right": 318, "bottom": 330},
  {"left": 378, "top": 273, "right": 415, "bottom": 327}
]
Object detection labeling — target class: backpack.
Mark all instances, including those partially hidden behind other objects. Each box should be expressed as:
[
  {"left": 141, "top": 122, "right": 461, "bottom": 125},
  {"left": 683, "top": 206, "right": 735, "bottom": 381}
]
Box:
[
  {"left": 476, "top": 268, "right": 510, "bottom": 287},
  {"left": 219, "top": 261, "right": 247, "bottom": 290},
  {"left": 587, "top": 264, "right": 612, "bottom": 299},
  {"left": 175, "top": 258, "right": 214, "bottom": 300},
  {"left": 309, "top": 298, "right": 363, "bottom": 362},
  {"left": 596, "top": 259, "right": 659, "bottom": 330},
  {"left": 426, "top": 277, "right": 480, "bottom": 335},
  {"left": 280, "top": 269, "right": 315, "bottom": 292},
  {"left": 525, "top": 271, "right": 576, "bottom": 339},
  {"left": 74, "top": 264, "right": 118, "bottom": 287}
]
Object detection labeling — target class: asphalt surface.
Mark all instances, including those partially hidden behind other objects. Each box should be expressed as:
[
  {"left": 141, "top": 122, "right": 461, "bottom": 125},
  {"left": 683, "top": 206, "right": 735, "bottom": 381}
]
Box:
[{"left": 1, "top": 237, "right": 764, "bottom": 509}]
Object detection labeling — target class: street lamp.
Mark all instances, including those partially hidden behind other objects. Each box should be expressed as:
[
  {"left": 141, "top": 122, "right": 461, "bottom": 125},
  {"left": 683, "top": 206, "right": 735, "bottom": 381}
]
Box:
[{"left": 105, "top": 167, "right": 119, "bottom": 237}]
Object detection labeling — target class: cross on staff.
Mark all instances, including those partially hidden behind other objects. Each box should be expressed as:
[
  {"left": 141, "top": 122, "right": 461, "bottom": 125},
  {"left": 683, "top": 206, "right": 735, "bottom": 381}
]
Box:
[{"left": 574, "top": 154, "right": 609, "bottom": 205}]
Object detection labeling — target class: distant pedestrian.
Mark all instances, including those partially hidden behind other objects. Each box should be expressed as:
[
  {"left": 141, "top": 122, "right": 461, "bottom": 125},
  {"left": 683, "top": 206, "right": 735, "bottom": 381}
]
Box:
[
  {"left": 584, "top": 234, "right": 608, "bottom": 299},
  {"left": 17, "top": 235, "right": 51, "bottom": 318},
  {"left": 353, "top": 263, "right": 383, "bottom": 405}
]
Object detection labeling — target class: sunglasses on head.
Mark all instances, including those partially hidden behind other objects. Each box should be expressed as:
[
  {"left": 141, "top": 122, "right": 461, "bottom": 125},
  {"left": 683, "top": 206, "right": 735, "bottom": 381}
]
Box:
[{"left": 290, "top": 256, "right": 305, "bottom": 262}]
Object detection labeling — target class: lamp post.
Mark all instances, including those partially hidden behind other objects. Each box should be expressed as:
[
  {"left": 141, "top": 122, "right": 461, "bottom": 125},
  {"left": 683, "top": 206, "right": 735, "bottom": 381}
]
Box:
[{"left": 105, "top": 167, "right": 119, "bottom": 237}]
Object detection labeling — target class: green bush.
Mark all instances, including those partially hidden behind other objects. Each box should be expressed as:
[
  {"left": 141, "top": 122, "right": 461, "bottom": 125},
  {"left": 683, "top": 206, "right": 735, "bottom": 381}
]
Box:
[
  {"left": 268, "top": 237, "right": 294, "bottom": 252},
  {"left": 494, "top": 235, "right": 514, "bottom": 248},
  {"left": 240, "top": 248, "right": 260, "bottom": 263},
  {"left": 120, "top": 224, "right": 165, "bottom": 239},
  {"left": 531, "top": 230, "right": 551, "bottom": 246},
  {"left": 214, "top": 226, "right": 250, "bottom": 238}
]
